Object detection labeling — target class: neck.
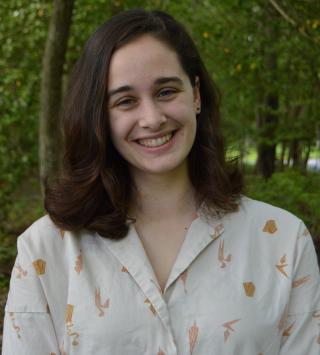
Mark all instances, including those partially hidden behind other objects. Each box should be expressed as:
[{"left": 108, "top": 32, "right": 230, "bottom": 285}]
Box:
[{"left": 130, "top": 165, "right": 197, "bottom": 222}]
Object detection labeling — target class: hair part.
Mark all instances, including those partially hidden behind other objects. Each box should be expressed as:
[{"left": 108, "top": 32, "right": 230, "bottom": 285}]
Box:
[{"left": 44, "top": 9, "right": 243, "bottom": 239}]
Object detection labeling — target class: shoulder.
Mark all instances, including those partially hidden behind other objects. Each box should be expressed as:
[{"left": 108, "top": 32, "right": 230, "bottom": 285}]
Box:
[
  {"left": 240, "top": 196, "right": 299, "bottom": 218},
  {"left": 22, "top": 214, "right": 62, "bottom": 237},
  {"left": 16, "top": 215, "right": 95, "bottom": 263},
  {"left": 17, "top": 215, "right": 63, "bottom": 251},
  {"left": 222, "top": 197, "right": 318, "bottom": 272},
  {"left": 6, "top": 216, "right": 69, "bottom": 312},
  {"left": 237, "top": 196, "right": 303, "bottom": 232},
  {"left": 222, "top": 196, "right": 307, "bottom": 251}
]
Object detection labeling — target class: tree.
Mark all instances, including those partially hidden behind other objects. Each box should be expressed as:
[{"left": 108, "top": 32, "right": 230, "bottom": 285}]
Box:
[
  {"left": 256, "top": 5, "right": 279, "bottom": 178},
  {"left": 39, "top": 0, "right": 74, "bottom": 191},
  {"left": 0, "top": 1, "right": 50, "bottom": 224}
]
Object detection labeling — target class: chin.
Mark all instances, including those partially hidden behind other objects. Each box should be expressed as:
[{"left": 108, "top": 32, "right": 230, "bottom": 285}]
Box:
[{"left": 135, "top": 160, "right": 187, "bottom": 176}]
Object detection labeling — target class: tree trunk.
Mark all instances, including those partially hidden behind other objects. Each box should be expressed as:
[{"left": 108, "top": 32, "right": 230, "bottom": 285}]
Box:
[
  {"left": 256, "top": 90, "right": 279, "bottom": 178},
  {"left": 302, "top": 141, "right": 311, "bottom": 171},
  {"left": 290, "top": 139, "right": 301, "bottom": 169},
  {"left": 39, "top": 0, "right": 74, "bottom": 193},
  {"left": 255, "top": 5, "right": 279, "bottom": 179}
]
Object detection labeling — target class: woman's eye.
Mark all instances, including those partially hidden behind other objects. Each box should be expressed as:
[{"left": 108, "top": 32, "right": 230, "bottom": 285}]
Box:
[
  {"left": 116, "top": 97, "right": 135, "bottom": 107},
  {"left": 158, "top": 88, "right": 177, "bottom": 98}
]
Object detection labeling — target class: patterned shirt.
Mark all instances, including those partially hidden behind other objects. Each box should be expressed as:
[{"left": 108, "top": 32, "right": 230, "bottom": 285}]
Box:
[{"left": 2, "top": 197, "right": 320, "bottom": 354}]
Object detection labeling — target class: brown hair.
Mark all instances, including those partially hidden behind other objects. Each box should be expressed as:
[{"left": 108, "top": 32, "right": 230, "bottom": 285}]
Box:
[{"left": 44, "top": 9, "right": 243, "bottom": 239}]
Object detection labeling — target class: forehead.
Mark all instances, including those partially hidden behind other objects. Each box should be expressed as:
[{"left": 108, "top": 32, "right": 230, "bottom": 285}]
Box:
[{"left": 108, "top": 35, "right": 187, "bottom": 88}]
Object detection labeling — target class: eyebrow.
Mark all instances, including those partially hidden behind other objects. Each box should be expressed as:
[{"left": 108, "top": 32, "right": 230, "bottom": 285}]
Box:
[
  {"left": 154, "top": 76, "right": 183, "bottom": 86},
  {"left": 107, "top": 85, "right": 132, "bottom": 99},
  {"left": 107, "top": 76, "right": 183, "bottom": 99}
]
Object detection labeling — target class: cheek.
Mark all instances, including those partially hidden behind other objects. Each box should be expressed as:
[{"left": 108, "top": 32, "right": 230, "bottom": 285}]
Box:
[{"left": 167, "top": 101, "right": 196, "bottom": 124}]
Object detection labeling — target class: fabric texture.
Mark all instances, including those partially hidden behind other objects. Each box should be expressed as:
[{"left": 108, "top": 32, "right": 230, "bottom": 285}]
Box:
[{"left": 2, "top": 197, "right": 320, "bottom": 354}]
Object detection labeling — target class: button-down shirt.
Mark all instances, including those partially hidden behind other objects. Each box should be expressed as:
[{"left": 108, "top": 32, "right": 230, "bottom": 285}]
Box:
[{"left": 2, "top": 197, "right": 320, "bottom": 354}]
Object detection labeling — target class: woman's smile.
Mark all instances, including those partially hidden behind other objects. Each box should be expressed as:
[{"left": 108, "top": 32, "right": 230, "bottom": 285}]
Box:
[{"left": 137, "top": 131, "right": 174, "bottom": 148}]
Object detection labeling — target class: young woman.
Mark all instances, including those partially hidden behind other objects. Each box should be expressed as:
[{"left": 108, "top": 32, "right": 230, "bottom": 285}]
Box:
[{"left": 3, "top": 9, "right": 320, "bottom": 355}]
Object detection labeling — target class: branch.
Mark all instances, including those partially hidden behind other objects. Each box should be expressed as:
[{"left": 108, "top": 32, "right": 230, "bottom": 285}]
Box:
[
  {"left": 268, "top": 0, "right": 319, "bottom": 44},
  {"left": 269, "top": 0, "right": 296, "bottom": 26}
]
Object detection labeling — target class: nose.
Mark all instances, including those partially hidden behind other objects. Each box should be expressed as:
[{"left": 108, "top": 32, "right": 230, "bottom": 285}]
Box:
[{"left": 137, "top": 100, "right": 167, "bottom": 130}]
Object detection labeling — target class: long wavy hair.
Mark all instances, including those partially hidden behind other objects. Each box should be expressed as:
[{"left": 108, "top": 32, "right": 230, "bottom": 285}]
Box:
[{"left": 44, "top": 9, "right": 243, "bottom": 239}]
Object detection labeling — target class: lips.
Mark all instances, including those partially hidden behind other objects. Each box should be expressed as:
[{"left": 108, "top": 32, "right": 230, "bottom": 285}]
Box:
[{"left": 137, "top": 132, "right": 174, "bottom": 148}]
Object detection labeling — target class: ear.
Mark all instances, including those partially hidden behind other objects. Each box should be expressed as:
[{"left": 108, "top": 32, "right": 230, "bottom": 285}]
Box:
[{"left": 193, "top": 76, "right": 201, "bottom": 114}]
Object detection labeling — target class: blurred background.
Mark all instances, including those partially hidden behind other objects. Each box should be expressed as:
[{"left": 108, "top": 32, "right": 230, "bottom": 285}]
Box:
[{"left": 0, "top": 0, "right": 319, "bottom": 343}]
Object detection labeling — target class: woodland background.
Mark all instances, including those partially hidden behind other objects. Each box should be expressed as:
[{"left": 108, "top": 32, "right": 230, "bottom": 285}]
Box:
[{"left": 0, "top": 0, "right": 320, "bottom": 344}]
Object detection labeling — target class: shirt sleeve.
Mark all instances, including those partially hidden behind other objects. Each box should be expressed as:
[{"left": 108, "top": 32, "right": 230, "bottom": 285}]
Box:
[
  {"left": 279, "top": 222, "right": 320, "bottom": 354},
  {"left": 2, "top": 228, "right": 61, "bottom": 355}
]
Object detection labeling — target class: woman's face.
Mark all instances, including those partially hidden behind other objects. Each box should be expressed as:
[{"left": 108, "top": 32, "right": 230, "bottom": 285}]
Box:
[{"left": 107, "top": 35, "right": 200, "bottom": 178}]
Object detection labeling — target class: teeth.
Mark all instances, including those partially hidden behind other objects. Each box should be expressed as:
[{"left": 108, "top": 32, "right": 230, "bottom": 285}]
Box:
[{"left": 138, "top": 133, "right": 173, "bottom": 147}]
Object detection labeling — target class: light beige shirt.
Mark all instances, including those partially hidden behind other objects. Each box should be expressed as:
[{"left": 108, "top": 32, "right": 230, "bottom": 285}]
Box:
[{"left": 2, "top": 197, "right": 320, "bottom": 354}]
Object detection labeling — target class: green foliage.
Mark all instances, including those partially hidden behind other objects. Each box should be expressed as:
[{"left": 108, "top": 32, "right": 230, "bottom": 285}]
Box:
[
  {"left": 173, "top": 1, "right": 320, "bottom": 158},
  {"left": 1, "top": 0, "right": 319, "bottom": 206},
  {"left": 0, "top": 1, "right": 51, "bottom": 222},
  {"left": 0, "top": 245, "right": 16, "bottom": 268}
]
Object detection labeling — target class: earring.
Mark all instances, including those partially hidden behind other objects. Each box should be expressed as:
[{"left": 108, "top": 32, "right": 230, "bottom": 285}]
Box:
[{"left": 196, "top": 106, "right": 201, "bottom": 113}]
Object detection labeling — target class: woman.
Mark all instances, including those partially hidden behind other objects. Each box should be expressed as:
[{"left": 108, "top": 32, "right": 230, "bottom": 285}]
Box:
[{"left": 3, "top": 9, "right": 320, "bottom": 355}]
